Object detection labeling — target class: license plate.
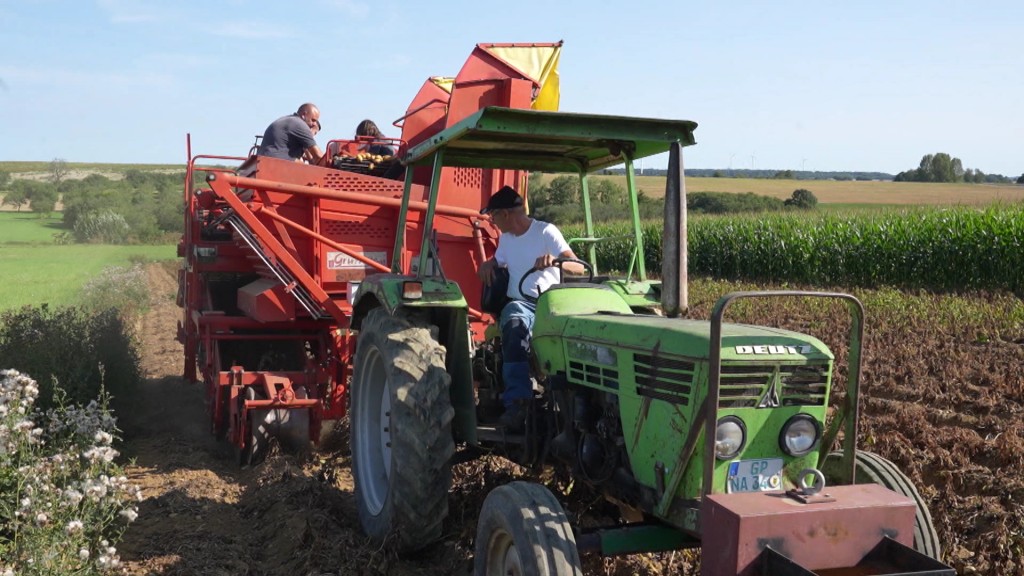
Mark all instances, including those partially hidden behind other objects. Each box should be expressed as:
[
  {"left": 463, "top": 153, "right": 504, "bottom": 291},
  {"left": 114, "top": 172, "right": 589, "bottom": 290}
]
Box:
[{"left": 727, "top": 458, "right": 784, "bottom": 493}]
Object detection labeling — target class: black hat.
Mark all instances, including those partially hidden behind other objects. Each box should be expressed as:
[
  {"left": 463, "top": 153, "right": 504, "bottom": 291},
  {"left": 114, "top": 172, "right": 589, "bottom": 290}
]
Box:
[{"left": 481, "top": 185, "right": 523, "bottom": 215}]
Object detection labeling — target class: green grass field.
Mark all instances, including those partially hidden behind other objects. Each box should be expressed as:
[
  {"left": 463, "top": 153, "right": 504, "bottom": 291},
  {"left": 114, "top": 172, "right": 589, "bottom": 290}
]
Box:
[
  {"left": 0, "top": 213, "right": 176, "bottom": 310},
  {"left": 0, "top": 245, "right": 176, "bottom": 310},
  {"left": 0, "top": 212, "right": 68, "bottom": 243}
]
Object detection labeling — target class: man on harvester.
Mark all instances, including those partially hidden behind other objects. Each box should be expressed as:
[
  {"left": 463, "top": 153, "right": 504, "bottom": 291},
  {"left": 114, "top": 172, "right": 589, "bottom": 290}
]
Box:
[
  {"left": 476, "top": 185, "right": 583, "bottom": 431},
  {"left": 257, "top": 102, "right": 323, "bottom": 164}
]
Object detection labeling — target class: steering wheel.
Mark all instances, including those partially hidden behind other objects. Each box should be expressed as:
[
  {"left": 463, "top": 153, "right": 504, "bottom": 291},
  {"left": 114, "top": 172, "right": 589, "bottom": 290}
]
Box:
[{"left": 516, "top": 257, "right": 595, "bottom": 304}]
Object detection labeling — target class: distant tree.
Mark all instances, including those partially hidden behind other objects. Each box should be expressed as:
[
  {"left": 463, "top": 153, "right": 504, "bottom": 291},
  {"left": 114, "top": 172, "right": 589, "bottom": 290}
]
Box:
[
  {"left": 590, "top": 179, "right": 626, "bottom": 205},
  {"left": 48, "top": 158, "right": 70, "bottom": 185},
  {"left": 3, "top": 184, "right": 28, "bottom": 211},
  {"left": 527, "top": 172, "right": 549, "bottom": 207},
  {"left": 688, "top": 191, "right": 784, "bottom": 214},
  {"left": 784, "top": 188, "right": 818, "bottom": 209},
  {"left": 1017, "top": 173, "right": 1024, "bottom": 185},
  {"left": 546, "top": 175, "right": 579, "bottom": 205},
  {"left": 0, "top": 170, "right": 10, "bottom": 189},
  {"left": 773, "top": 170, "right": 794, "bottom": 179},
  {"left": 972, "top": 169, "right": 986, "bottom": 184},
  {"left": 29, "top": 185, "right": 58, "bottom": 217},
  {"left": 901, "top": 152, "right": 968, "bottom": 183},
  {"left": 712, "top": 170, "right": 724, "bottom": 178}
]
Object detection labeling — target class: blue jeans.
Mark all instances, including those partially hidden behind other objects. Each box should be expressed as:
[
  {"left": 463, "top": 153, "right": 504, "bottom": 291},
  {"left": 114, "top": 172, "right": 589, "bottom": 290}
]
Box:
[{"left": 499, "top": 300, "right": 536, "bottom": 408}]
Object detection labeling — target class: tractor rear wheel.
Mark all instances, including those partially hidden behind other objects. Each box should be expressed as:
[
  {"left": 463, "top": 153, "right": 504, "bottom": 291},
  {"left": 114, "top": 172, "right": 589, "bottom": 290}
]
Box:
[
  {"left": 821, "top": 450, "right": 942, "bottom": 560},
  {"left": 351, "top": 308, "right": 455, "bottom": 551},
  {"left": 473, "top": 481, "right": 582, "bottom": 576}
]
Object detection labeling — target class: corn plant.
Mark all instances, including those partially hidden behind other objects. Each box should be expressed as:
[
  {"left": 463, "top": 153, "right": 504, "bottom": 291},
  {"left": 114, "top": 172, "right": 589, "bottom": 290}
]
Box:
[{"left": 570, "top": 204, "right": 1024, "bottom": 291}]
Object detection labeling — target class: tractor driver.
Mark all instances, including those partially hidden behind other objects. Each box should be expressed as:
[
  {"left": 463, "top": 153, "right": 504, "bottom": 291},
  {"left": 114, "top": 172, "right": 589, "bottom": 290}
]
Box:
[
  {"left": 257, "top": 103, "right": 323, "bottom": 164},
  {"left": 477, "top": 186, "right": 583, "bottom": 430}
]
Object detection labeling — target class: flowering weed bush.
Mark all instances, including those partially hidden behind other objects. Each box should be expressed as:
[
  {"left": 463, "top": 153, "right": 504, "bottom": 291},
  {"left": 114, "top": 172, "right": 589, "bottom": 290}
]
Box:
[
  {"left": 0, "top": 306, "right": 140, "bottom": 412},
  {"left": 0, "top": 370, "right": 141, "bottom": 575},
  {"left": 78, "top": 264, "right": 152, "bottom": 320}
]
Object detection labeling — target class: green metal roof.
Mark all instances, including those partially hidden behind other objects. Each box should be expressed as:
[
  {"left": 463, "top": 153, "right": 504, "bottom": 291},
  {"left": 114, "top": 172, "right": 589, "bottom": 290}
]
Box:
[{"left": 402, "top": 107, "right": 698, "bottom": 173}]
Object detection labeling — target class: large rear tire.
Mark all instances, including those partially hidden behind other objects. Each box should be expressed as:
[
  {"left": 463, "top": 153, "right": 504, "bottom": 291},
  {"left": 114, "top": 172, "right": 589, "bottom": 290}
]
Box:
[
  {"left": 821, "top": 450, "right": 942, "bottom": 560},
  {"left": 473, "top": 482, "right": 582, "bottom": 576},
  {"left": 351, "top": 308, "right": 455, "bottom": 551}
]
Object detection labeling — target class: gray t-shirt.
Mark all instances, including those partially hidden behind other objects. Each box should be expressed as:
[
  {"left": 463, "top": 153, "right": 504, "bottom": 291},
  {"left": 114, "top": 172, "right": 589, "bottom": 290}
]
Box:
[{"left": 257, "top": 114, "right": 316, "bottom": 160}]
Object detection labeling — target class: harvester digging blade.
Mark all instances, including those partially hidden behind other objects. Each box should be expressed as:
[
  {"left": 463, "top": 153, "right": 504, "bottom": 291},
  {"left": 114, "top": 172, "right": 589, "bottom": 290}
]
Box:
[
  {"left": 274, "top": 386, "right": 312, "bottom": 455},
  {"left": 242, "top": 387, "right": 270, "bottom": 467},
  {"left": 242, "top": 386, "right": 312, "bottom": 467}
]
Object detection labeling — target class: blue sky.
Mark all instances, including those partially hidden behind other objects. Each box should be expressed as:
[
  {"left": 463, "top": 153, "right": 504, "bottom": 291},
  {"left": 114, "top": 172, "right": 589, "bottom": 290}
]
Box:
[{"left": 1, "top": 0, "right": 1021, "bottom": 176}]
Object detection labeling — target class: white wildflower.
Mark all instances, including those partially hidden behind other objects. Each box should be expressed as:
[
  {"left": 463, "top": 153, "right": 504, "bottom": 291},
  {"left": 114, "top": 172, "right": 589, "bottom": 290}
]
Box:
[
  {"left": 120, "top": 507, "right": 138, "bottom": 522},
  {"left": 79, "top": 548, "right": 90, "bottom": 560},
  {"left": 93, "top": 430, "right": 113, "bottom": 445},
  {"left": 66, "top": 520, "right": 84, "bottom": 534},
  {"left": 64, "top": 489, "right": 84, "bottom": 505},
  {"left": 35, "top": 512, "right": 48, "bottom": 524}
]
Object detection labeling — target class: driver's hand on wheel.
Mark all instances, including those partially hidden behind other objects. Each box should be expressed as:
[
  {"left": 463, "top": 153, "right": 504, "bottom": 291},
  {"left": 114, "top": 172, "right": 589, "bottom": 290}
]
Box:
[{"left": 534, "top": 254, "right": 556, "bottom": 270}]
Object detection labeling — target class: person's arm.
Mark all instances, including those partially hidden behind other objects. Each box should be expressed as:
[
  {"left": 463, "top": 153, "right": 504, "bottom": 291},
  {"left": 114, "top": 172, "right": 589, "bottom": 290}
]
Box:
[
  {"left": 535, "top": 224, "right": 584, "bottom": 274},
  {"left": 305, "top": 144, "right": 323, "bottom": 164},
  {"left": 533, "top": 251, "right": 584, "bottom": 275},
  {"left": 478, "top": 258, "right": 498, "bottom": 285}
]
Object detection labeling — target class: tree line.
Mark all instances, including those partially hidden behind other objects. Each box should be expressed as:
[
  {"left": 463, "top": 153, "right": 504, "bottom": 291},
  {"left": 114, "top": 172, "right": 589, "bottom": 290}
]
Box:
[
  {"left": 0, "top": 159, "right": 186, "bottom": 243},
  {"left": 892, "top": 152, "right": 1017, "bottom": 184},
  {"left": 527, "top": 173, "right": 817, "bottom": 225}
]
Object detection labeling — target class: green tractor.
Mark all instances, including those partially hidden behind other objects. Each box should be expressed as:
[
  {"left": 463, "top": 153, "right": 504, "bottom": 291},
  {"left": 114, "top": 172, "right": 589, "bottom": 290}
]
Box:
[{"left": 348, "top": 107, "right": 951, "bottom": 575}]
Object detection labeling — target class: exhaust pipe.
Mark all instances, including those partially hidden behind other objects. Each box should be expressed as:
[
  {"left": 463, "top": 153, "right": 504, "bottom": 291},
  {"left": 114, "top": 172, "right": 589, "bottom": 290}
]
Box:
[{"left": 661, "top": 141, "right": 688, "bottom": 317}]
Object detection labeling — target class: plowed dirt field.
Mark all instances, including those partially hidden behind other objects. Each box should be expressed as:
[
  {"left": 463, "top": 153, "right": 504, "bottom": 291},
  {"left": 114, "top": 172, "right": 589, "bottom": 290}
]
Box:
[{"left": 117, "top": 264, "right": 1023, "bottom": 575}]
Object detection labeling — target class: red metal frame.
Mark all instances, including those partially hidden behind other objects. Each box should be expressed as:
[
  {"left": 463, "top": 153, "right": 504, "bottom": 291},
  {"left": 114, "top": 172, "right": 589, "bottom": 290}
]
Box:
[{"left": 178, "top": 43, "right": 555, "bottom": 455}]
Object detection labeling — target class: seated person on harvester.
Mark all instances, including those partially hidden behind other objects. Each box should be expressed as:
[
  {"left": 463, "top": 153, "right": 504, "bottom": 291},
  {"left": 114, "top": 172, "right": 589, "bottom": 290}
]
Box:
[
  {"left": 354, "top": 119, "right": 395, "bottom": 157},
  {"left": 476, "top": 186, "right": 584, "bottom": 431}
]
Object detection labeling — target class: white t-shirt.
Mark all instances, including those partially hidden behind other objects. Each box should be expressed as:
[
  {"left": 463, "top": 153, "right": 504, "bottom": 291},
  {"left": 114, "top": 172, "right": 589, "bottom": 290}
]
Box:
[{"left": 494, "top": 220, "right": 571, "bottom": 300}]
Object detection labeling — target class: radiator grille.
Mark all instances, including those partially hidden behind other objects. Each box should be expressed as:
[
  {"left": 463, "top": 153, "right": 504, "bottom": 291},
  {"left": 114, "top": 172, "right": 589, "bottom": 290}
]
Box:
[
  {"left": 778, "top": 365, "right": 830, "bottom": 406},
  {"left": 568, "top": 361, "right": 619, "bottom": 389},
  {"left": 633, "top": 354, "right": 694, "bottom": 406},
  {"left": 719, "top": 363, "right": 830, "bottom": 408}
]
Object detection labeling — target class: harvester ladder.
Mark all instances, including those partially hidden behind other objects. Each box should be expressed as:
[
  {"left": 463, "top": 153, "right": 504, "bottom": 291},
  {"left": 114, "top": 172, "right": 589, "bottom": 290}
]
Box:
[{"left": 224, "top": 213, "right": 331, "bottom": 320}]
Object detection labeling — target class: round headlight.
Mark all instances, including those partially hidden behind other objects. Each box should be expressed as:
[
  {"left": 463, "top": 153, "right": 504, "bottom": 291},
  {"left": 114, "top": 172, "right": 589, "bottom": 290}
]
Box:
[
  {"left": 780, "top": 414, "right": 821, "bottom": 456},
  {"left": 715, "top": 416, "right": 746, "bottom": 460}
]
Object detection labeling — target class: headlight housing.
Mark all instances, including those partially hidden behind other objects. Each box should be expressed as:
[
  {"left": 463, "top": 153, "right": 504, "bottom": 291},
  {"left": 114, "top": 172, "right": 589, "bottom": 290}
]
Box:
[
  {"left": 779, "top": 414, "right": 821, "bottom": 456},
  {"left": 715, "top": 416, "right": 746, "bottom": 460}
]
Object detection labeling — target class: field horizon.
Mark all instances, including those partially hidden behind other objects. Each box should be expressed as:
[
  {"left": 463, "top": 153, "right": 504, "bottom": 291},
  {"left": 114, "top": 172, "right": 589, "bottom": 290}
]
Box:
[
  {"left": 544, "top": 174, "right": 1024, "bottom": 206},
  {"left": 2, "top": 162, "right": 1022, "bottom": 208}
]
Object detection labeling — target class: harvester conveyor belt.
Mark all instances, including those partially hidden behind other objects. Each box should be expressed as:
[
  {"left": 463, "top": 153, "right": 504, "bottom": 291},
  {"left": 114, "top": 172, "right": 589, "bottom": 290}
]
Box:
[{"left": 225, "top": 213, "right": 332, "bottom": 321}]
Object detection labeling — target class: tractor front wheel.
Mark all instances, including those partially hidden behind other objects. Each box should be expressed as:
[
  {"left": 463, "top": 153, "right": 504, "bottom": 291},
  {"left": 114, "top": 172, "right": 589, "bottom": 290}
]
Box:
[
  {"left": 473, "top": 482, "right": 582, "bottom": 576},
  {"left": 821, "top": 450, "right": 942, "bottom": 560},
  {"left": 351, "top": 308, "right": 455, "bottom": 551}
]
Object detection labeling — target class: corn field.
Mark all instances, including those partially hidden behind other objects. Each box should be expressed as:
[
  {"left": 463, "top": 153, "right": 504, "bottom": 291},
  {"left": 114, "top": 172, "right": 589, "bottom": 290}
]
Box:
[{"left": 564, "top": 204, "right": 1024, "bottom": 291}]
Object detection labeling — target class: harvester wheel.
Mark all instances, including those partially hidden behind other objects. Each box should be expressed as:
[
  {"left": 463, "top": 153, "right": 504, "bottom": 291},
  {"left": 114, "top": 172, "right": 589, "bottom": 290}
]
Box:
[
  {"left": 473, "top": 481, "right": 582, "bottom": 576},
  {"left": 821, "top": 450, "right": 942, "bottom": 560},
  {"left": 351, "top": 308, "right": 455, "bottom": 551}
]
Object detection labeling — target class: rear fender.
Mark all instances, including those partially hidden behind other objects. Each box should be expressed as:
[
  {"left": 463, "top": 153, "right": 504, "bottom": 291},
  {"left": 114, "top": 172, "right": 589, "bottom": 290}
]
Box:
[{"left": 350, "top": 274, "right": 468, "bottom": 330}]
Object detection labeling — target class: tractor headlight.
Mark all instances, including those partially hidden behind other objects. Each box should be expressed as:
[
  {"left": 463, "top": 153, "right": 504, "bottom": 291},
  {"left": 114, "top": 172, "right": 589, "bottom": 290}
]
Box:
[
  {"left": 779, "top": 414, "right": 821, "bottom": 456},
  {"left": 715, "top": 416, "right": 746, "bottom": 460}
]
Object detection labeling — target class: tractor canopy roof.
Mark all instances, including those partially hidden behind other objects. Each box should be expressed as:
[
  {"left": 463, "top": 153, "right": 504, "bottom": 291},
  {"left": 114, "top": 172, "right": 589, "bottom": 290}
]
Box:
[{"left": 402, "top": 106, "right": 698, "bottom": 173}]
